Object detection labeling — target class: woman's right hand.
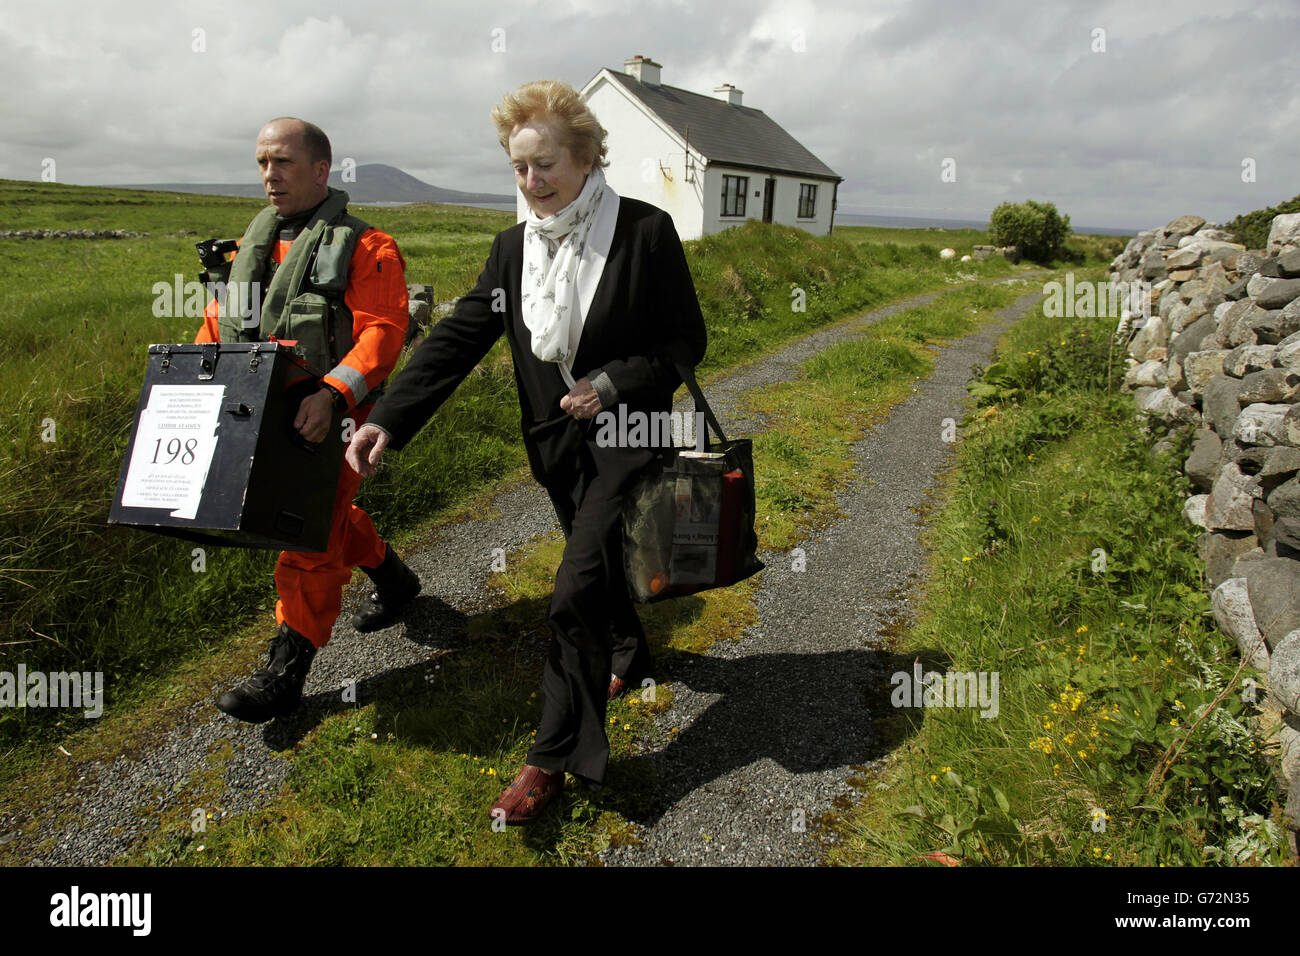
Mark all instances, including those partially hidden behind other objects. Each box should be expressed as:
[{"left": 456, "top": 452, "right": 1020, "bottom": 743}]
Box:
[{"left": 346, "top": 424, "right": 391, "bottom": 477}]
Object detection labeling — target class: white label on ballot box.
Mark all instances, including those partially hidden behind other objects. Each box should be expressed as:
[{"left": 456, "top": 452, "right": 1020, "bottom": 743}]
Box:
[{"left": 120, "top": 384, "right": 224, "bottom": 520}]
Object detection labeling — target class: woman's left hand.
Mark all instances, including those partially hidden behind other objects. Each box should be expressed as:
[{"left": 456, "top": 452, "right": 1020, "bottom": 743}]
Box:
[{"left": 560, "top": 376, "right": 603, "bottom": 420}]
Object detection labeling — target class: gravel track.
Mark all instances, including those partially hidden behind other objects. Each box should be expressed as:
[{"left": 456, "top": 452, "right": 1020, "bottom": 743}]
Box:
[
  {"left": 2, "top": 276, "right": 1041, "bottom": 867},
  {"left": 601, "top": 284, "right": 1044, "bottom": 865}
]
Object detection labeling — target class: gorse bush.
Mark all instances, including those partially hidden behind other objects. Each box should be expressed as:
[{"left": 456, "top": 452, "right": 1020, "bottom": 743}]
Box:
[
  {"left": 1225, "top": 192, "right": 1300, "bottom": 251},
  {"left": 989, "top": 199, "right": 1072, "bottom": 263}
]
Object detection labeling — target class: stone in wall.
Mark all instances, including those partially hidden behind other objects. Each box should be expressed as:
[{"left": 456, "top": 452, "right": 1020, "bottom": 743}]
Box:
[
  {"left": 1129, "top": 315, "right": 1168, "bottom": 362},
  {"left": 1213, "top": 577, "right": 1270, "bottom": 670},
  {"left": 1182, "top": 350, "right": 1228, "bottom": 392},
  {"left": 1235, "top": 403, "right": 1292, "bottom": 445},
  {"left": 1202, "top": 375, "right": 1243, "bottom": 436},
  {"left": 1278, "top": 333, "right": 1300, "bottom": 375},
  {"left": 1258, "top": 279, "right": 1300, "bottom": 311},
  {"left": 1267, "top": 214, "right": 1300, "bottom": 256},
  {"left": 1205, "top": 461, "right": 1261, "bottom": 530},
  {"left": 1225, "top": 344, "right": 1277, "bottom": 377},
  {"left": 1240, "top": 557, "right": 1300, "bottom": 649},
  {"left": 1259, "top": 447, "right": 1300, "bottom": 488},
  {"left": 1199, "top": 530, "right": 1259, "bottom": 589},
  {"left": 1237, "top": 369, "right": 1300, "bottom": 404},
  {"left": 1270, "top": 630, "right": 1300, "bottom": 713},
  {"left": 1184, "top": 428, "right": 1222, "bottom": 491}
]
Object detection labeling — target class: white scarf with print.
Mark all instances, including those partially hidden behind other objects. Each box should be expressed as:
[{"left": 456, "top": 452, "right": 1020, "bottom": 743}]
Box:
[{"left": 520, "top": 164, "right": 620, "bottom": 387}]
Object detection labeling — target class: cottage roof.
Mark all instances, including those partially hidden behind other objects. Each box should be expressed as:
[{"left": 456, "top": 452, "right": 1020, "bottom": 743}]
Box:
[{"left": 600, "top": 70, "right": 842, "bottom": 182}]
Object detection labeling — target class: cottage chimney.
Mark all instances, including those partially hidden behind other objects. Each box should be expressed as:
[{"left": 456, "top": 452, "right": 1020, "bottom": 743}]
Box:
[
  {"left": 623, "top": 55, "right": 662, "bottom": 87},
  {"left": 713, "top": 83, "right": 743, "bottom": 106}
]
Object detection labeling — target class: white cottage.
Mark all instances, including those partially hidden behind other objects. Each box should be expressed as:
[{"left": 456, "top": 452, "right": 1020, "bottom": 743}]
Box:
[{"left": 516, "top": 55, "right": 844, "bottom": 241}]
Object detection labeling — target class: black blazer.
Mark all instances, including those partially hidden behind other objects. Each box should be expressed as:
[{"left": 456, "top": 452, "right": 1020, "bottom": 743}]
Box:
[{"left": 368, "top": 197, "right": 708, "bottom": 490}]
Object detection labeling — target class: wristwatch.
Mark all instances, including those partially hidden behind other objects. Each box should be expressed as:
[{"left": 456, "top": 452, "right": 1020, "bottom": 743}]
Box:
[{"left": 321, "top": 383, "right": 348, "bottom": 413}]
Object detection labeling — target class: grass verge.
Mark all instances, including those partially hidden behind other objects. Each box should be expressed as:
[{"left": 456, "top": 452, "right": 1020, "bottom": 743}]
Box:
[{"left": 826, "top": 280, "right": 1290, "bottom": 866}]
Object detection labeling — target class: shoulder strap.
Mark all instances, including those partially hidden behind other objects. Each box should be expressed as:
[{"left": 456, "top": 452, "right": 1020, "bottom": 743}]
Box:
[
  {"left": 308, "top": 211, "right": 368, "bottom": 293},
  {"left": 221, "top": 205, "right": 280, "bottom": 341}
]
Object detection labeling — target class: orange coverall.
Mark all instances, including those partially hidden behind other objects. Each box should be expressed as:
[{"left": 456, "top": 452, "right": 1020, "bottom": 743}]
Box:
[{"left": 196, "top": 230, "right": 409, "bottom": 647}]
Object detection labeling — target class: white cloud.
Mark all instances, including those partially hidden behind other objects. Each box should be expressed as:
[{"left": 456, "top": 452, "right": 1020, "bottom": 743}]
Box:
[{"left": 0, "top": 0, "right": 1296, "bottom": 229}]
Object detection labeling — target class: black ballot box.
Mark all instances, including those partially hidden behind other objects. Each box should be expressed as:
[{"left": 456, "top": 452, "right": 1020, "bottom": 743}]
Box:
[{"left": 109, "top": 342, "right": 345, "bottom": 551}]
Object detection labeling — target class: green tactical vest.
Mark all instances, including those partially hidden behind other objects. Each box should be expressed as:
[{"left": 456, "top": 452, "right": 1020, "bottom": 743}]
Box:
[{"left": 219, "top": 187, "right": 368, "bottom": 376}]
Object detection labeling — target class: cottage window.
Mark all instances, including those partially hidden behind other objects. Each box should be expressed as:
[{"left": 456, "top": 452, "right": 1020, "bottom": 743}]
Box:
[
  {"left": 798, "top": 183, "right": 818, "bottom": 219},
  {"left": 722, "top": 175, "right": 748, "bottom": 217}
]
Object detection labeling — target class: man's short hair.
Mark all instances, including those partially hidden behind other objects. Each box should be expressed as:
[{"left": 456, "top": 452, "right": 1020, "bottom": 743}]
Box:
[
  {"left": 266, "top": 117, "right": 332, "bottom": 167},
  {"left": 298, "top": 121, "right": 332, "bottom": 167}
]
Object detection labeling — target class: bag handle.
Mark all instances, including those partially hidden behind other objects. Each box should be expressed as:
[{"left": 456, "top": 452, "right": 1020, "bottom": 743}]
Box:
[{"left": 671, "top": 360, "right": 728, "bottom": 452}]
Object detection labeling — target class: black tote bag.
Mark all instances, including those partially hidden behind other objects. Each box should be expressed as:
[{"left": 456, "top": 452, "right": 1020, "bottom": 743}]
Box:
[{"left": 621, "top": 362, "right": 763, "bottom": 603}]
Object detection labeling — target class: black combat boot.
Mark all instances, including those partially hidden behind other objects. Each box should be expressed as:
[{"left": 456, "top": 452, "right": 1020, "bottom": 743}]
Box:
[
  {"left": 216, "top": 623, "right": 317, "bottom": 723},
  {"left": 351, "top": 544, "right": 421, "bottom": 633}
]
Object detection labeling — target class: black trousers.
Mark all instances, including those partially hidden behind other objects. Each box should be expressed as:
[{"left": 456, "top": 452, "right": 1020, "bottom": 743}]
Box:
[{"left": 525, "top": 438, "right": 654, "bottom": 784}]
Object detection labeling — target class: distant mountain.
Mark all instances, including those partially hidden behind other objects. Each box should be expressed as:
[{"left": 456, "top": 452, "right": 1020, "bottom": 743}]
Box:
[
  {"left": 112, "top": 164, "right": 514, "bottom": 206},
  {"left": 329, "top": 164, "right": 514, "bottom": 204}
]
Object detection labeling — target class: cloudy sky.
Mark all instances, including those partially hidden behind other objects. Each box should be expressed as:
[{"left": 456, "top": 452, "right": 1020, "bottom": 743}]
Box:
[{"left": 2, "top": 0, "right": 1296, "bottom": 230}]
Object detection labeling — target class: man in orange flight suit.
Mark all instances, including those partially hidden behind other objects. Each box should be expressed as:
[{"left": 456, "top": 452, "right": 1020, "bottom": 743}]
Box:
[{"left": 200, "top": 117, "right": 421, "bottom": 723}]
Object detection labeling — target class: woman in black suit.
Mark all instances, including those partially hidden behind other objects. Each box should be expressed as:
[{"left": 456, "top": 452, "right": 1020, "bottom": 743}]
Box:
[{"left": 346, "top": 80, "right": 707, "bottom": 823}]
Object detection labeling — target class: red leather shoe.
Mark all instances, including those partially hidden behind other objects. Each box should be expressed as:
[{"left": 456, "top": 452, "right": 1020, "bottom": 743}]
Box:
[
  {"left": 490, "top": 765, "right": 565, "bottom": 825},
  {"left": 608, "top": 672, "right": 629, "bottom": 700}
]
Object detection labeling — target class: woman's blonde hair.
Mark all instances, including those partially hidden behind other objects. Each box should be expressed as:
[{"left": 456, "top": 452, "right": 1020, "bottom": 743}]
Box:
[{"left": 491, "top": 80, "right": 609, "bottom": 168}]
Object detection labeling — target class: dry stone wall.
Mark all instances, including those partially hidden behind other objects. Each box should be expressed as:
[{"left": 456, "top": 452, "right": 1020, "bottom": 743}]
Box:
[{"left": 1110, "top": 212, "right": 1300, "bottom": 854}]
